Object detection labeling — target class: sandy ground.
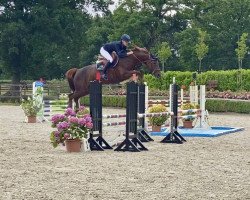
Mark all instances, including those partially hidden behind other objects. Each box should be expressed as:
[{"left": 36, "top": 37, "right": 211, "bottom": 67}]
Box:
[{"left": 0, "top": 105, "right": 250, "bottom": 200}]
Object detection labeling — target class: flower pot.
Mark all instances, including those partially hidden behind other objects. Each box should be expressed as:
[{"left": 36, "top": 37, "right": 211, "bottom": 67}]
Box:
[
  {"left": 27, "top": 116, "right": 36, "bottom": 123},
  {"left": 152, "top": 125, "right": 161, "bottom": 132},
  {"left": 183, "top": 121, "right": 193, "bottom": 128},
  {"left": 65, "top": 139, "right": 82, "bottom": 152}
]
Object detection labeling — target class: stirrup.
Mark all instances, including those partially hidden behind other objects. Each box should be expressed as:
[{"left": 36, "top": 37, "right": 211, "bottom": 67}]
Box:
[{"left": 102, "top": 74, "right": 108, "bottom": 80}]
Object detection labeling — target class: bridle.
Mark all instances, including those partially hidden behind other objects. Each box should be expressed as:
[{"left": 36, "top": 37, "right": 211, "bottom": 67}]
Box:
[{"left": 132, "top": 53, "right": 161, "bottom": 75}]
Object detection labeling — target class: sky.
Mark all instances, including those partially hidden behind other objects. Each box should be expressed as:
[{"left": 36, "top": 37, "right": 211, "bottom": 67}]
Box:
[{"left": 86, "top": 0, "right": 119, "bottom": 15}]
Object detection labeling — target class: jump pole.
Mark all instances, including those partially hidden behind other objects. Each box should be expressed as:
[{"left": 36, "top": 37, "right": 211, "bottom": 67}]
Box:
[
  {"left": 194, "top": 85, "right": 210, "bottom": 129},
  {"left": 161, "top": 81, "right": 186, "bottom": 144},
  {"left": 136, "top": 83, "right": 154, "bottom": 142},
  {"left": 88, "top": 80, "right": 113, "bottom": 151},
  {"left": 114, "top": 81, "right": 148, "bottom": 152}
]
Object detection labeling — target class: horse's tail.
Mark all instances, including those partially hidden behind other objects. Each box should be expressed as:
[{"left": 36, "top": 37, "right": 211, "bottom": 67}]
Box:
[{"left": 65, "top": 68, "right": 77, "bottom": 92}]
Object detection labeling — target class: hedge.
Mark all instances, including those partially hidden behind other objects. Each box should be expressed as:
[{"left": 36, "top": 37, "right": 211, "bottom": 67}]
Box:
[
  {"left": 144, "top": 69, "right": 250, "bottom": 91},
  {"left": 80, "top": 96, "right": 250, "bottom": 114},
  {"left": 206, "top": 99, "right": 250, "bottom": 114}
]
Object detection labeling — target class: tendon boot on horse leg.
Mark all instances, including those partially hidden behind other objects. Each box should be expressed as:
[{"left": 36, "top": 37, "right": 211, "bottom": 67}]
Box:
[
  {"left": 102, "top": 61, "right": 113, "bottom": 80},
  {"left": 74, "top": 98, "right": 80, "bottom": 112},
  {"left": 68, "top": 93, "right": 74, "bottom": 108}
]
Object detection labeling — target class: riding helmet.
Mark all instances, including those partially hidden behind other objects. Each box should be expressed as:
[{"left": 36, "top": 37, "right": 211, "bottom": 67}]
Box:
[{"left": 121, "top": 34, "right": 131, "bottom": 42}]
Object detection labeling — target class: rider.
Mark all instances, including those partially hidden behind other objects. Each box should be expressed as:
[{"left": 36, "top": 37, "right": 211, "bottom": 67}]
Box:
[{"left": 100, "top": 34, "right": 134, "bottom": 80}]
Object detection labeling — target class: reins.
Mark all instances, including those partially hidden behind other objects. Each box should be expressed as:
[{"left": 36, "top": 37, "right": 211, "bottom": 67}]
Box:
[{"left": 132, "top": 53, "right": 160, "bottom": 75}]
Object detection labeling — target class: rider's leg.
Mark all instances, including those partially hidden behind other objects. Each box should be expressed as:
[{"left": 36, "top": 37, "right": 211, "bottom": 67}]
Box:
[
  {"left": 100, "top": 47, "right": 113, "bottom": 79},
  {"left": 103, "top": 61, "right": 112, "bottom": 75},
  {"left": 100, "top": 47, "right": 113, "bottom": 63}
]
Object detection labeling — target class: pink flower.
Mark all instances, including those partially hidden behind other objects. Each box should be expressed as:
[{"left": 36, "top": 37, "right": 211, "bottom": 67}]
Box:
[
  {"left": 78, "top": 118, "right": 86, "bottom": 126},
  {"left": 64, "top": 133, "right": 70, "bottom": 139},
  {"left": 51, "top": 114, "right": 65, "bottom": 125},
  {"left": 69, "top": 116, "right": 78, "bottom": 124},
  {"left": 86, "top": 122, "right": 93, "bottom": 129},
  {"left": 65, "top": 108, "right": 76, "bottom": 116},
  {"left": 57, "top": 121, "right": 70, "bottom": 131},
  {"left": 53, "top": 131, "right": 60, "bottom": 137},
  {"left": 79, "top": 105, "right": 85, "bottom": 111},
  {"left": 84, "top": 115, "right": 92, "bottom": 123}
]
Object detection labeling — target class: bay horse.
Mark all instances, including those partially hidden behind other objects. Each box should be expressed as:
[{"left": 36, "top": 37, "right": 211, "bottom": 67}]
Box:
[{"left": 65, "top": 46, "right": 161, "bottom": 108}]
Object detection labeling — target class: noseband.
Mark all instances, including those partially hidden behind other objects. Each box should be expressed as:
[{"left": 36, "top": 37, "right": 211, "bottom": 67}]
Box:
[{"left": 132, "top": 54, "right": 160, "bottom": 75}]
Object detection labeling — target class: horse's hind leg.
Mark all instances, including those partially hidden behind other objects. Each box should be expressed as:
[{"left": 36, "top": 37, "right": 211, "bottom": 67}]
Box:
[
  {"left": 70, "top": 91, "right": 88, "bottom": 110},
  {"left": 68, "top": 93, "right": 74, "bottom": 108},
  {"left": 74, "top": 97, "right": 81, "bottom": 111}
]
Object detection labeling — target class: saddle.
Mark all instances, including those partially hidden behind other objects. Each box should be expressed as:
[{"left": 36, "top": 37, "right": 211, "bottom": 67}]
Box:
[{"left": 96, "top": 52, "right": 119, "bottom": 71}]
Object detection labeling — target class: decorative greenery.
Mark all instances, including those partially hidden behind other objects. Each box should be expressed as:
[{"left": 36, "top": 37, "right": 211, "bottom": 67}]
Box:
[
  {"left": 50, "top": 106, "right": 92, "bottom": 148},
  {"left": 20, "top": 87, "right": 43, "bottom": 117},
  {"left": 180, "top": 103, "right": 198, "bottom": 122},
  {"left": 148, "top": 104, "right": 169, "bottom": 126},
  {"left": 20, "top": 96, "right": 42, "bottom": 117}
]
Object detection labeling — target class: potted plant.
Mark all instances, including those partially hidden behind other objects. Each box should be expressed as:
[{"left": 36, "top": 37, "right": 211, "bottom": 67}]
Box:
[
  {"left": 180, "top": 103, "right": 198, "bottom": 128},
  {"left": 148, "top": 104, "right": 169, "bottom": 132},
  {"left": 20, "top": 96, "right": 42, "bottom": 123},
  {"left": 50, "top": 106, "right": 93, "bottom": 152}
]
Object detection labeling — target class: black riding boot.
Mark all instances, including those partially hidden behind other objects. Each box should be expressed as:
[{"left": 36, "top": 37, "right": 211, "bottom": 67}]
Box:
[{"left": 102, "top": 61, "right": 112, "bottom": 80}]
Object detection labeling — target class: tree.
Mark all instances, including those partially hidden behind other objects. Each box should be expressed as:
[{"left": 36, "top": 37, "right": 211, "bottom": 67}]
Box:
[
  {"left": 195, "top": 29, "right": 209, "bottom": 73},
  {"left": 235, "top": 33, "right": 249, "bottom": 70},
  {"left": 174, "top": 28, "right": 199, "bottom": 71},
  {"left": 157, "top": 42, "right": 172, "bottom": 71},
  {"left": 235, "top": 32, "right": 249, "bottom": 89},
  {"left": 0, "top": 0, "right": 112, "bottom": 85},
  {"left": 179, "top": 0, "right": 250, "bottom": 70}
]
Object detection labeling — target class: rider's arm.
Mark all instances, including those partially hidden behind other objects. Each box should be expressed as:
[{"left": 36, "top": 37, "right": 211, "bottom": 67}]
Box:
[{"left": 115, "top": 42, "right": 128, "bottom": 58}]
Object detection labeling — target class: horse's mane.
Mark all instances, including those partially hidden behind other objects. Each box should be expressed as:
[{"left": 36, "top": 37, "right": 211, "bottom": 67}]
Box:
[{"left": 131, "top": 46, "right": 149, "bottom": 53}]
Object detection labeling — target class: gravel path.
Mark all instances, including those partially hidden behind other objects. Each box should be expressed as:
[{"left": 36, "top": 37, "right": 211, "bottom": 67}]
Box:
[{"left": 0, "top": 106, "right": 249, "bottom": 200}]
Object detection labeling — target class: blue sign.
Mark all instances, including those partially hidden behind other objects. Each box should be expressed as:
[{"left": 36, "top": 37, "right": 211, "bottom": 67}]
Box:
[{"left": 35, "top": 81, "right": 44, "bottom": 87}]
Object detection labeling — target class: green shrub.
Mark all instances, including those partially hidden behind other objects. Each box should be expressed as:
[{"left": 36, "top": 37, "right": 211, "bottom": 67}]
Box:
[
  {"left": 180, "top": 103, "right": 199, "bottom": 121},
  {"left": 206, "top": 99, "right": 250, "bottom": 114},
  {"left": 144, "top": 69, "right": 250, "bottom": 91},
  {"left": 79, "top": 95, "right": 250, "bottom": 114},
  {"left": 148, "top": 104, "right": 169, "bottom": 126}
]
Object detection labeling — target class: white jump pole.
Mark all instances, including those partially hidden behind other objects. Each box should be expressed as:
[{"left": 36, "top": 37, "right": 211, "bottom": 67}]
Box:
[
  {"left": 194, "top": 85, "right": 210, "bottom": 129},
  {"left": 144, "top": 82, "right": 149, "bottom": 131},
  {"left": 32, "top": 81, "right": 47, "bottom": 122},
  {"left": 189, "top": 85, "right": 199, "bottom": 105},
  {"left": 180, "top": 88, "right": 184, "bottom": 106},
  {"left": 168, "top": 83, "right": 173, "bottom": 133}
]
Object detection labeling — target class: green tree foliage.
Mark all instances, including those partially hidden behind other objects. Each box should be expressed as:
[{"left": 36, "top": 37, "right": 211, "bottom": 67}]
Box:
[
  {"left": 235, "top": 32, "right": 249, "bottom": 89},
  {"left": 235, "top": 33, "right": 249, "bottom": 69},
  {"left": 1, "top": 0, "right": 250, "bottom": 86},
  {"left": 195, "top": 29, "right": 209, "bottom": 73},
  {"left": 184, "top": 0, "right": 250, "bottom": 70},
  {"left": 175, "top": 28, "right": 199, "bottom": 71},
  {"left": 0, "top": 0, "right": 111, "bottom": 83},
  {"left": 157, "top": 42, "right": 172, "bottom": 71}
]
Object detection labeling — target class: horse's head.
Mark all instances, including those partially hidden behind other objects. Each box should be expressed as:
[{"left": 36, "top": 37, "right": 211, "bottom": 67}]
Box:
[{"left": 131, "top": 46, "right": 161, "bottom": 78}]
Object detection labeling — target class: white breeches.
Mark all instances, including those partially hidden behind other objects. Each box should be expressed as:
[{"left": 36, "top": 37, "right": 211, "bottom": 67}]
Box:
[{"left": 100, "top": 47, "right": 113, "bottom": 63}]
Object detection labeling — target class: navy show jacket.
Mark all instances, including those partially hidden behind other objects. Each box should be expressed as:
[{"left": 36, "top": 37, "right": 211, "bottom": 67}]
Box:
[{"left": 103, "top": 41, "right": 128, "bottom": 58}]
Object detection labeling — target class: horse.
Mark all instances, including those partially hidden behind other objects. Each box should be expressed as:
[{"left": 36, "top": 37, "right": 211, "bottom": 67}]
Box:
[{"left": 65, "top": 46, "right": 161, "bottom": 108}]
